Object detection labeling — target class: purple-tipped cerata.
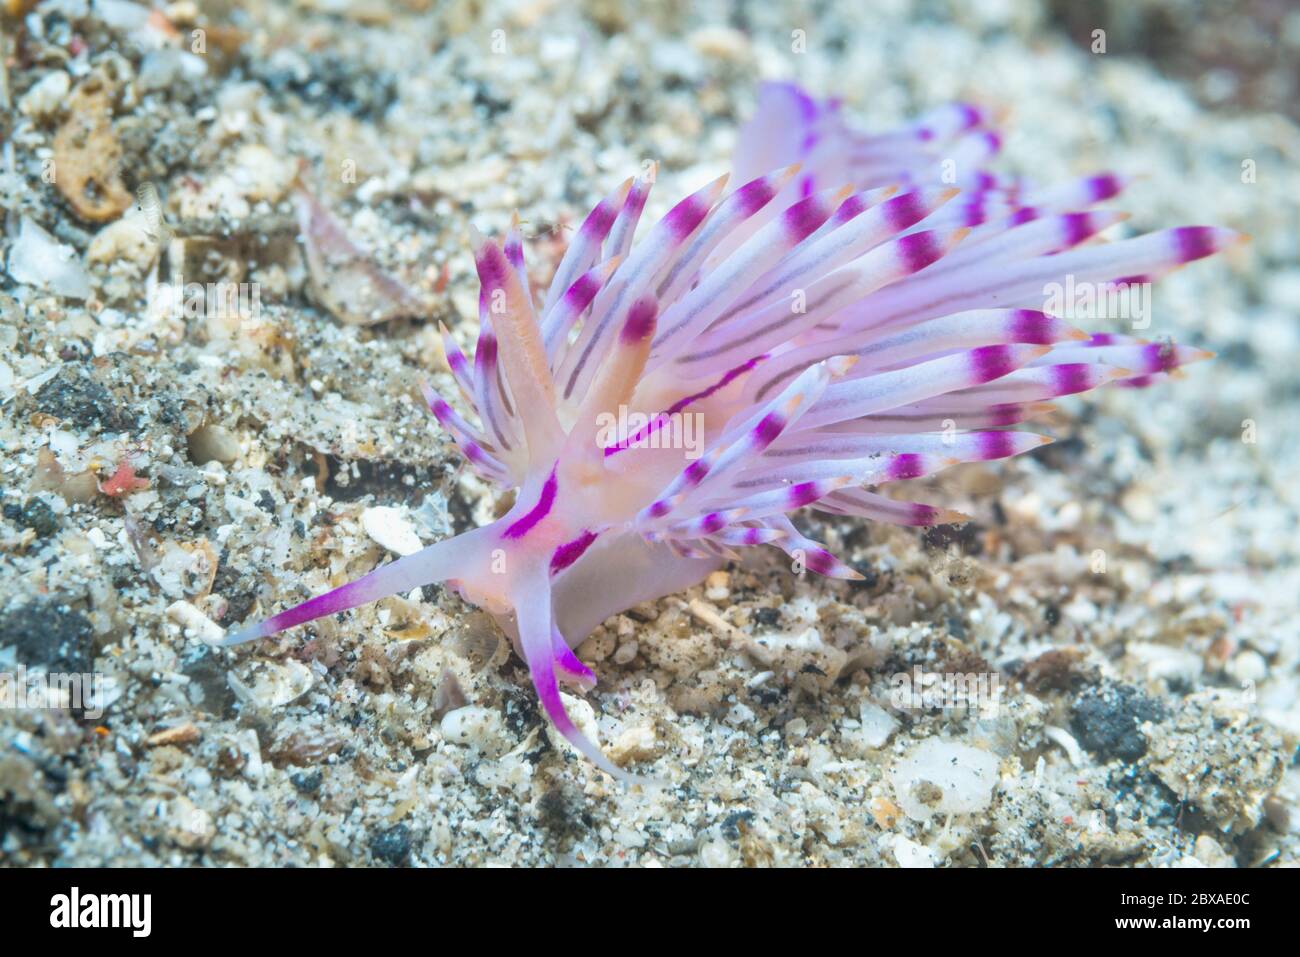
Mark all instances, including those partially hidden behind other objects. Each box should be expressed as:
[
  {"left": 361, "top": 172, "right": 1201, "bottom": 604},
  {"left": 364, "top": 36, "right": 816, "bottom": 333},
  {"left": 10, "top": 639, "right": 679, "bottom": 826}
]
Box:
[{"left": 218, "top": 82, "right": 1237, "bottom": 780}]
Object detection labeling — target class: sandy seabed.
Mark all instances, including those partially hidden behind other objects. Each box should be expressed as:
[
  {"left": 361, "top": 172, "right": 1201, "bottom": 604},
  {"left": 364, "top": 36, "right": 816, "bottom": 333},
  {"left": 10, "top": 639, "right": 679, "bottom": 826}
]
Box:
[{"left": 1, "top": 0, "right": 1298, "bottom": 867}]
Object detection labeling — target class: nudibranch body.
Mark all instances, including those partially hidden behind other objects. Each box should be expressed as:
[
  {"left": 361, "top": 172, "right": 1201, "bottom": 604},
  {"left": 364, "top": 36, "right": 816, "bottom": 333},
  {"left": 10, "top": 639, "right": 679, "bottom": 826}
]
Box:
[{"left": 217, "top": 83, "right": 1237, "bottom": 778}]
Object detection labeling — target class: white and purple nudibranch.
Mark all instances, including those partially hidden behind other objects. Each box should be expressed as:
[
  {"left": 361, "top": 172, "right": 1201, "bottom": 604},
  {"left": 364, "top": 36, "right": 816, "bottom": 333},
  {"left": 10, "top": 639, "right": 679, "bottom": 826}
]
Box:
[{"left": 217, "top": 83, "right": 1239, "bottom": 778}]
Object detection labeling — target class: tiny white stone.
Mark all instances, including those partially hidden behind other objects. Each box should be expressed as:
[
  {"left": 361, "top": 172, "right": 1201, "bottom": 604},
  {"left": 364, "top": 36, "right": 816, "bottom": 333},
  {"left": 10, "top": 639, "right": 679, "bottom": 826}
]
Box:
[
  {"left": 1227, "top": 650, "right": 1267, "bottom": 686},
  {"left": 1127, "top": 642, "right": 1203, "bottom": 685},
  {"left": 857, "top": 701, "right": 899, "bottom": 748},
  {"left": 440, "top": 706, "right": 505, "bottom": 754},
  {"left": 1043, "top": 724, "right": 1086, "bottom": 768},
  {"left": 890, "top": 738, "right": 1001, "bottom": 821},
  {"left": 543, "top": 692, "right": 603, "bottom": 760},
  {"left": 6, "top": 217, "right": 91, "bottom": 300},
  {"left": 891, "top": 835, "right": 936, "bottom": 869},
  {"left": 168, "top": 795, "right": 215, "bottom": 849},
  {"left": 361, "top": 506, "right": 424, "bottom": 557},
  {"left": 167, "top": 599, "right": 226, "bottom": 646},
  {"left": 19, "top": 71, "right": 71, "bottom": 120},
  {"left": 228, "top": 659, "right": 315, "bottom": 711},
  {"left": 699, "top": 838, "right": 738, "bottom": 868}
]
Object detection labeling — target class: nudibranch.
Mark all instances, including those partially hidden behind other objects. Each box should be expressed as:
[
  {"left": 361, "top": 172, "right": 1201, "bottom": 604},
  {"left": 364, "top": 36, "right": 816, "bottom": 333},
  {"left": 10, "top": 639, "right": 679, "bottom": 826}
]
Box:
[{"left": 217, "top": 82, "right": 1239, "bottom": 778}]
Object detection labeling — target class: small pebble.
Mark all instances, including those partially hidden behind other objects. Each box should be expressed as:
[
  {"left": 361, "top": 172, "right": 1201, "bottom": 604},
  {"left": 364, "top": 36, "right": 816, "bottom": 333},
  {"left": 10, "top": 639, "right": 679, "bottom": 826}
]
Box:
[
  {"left": 361, "top": 506, "right": 424, "bottom": 557},
  {"left": 440, "top": 705, "right": 506, "bottom": 755},
  {"left": 890, "top": 739, "right": 1000, "bottom": 821}
]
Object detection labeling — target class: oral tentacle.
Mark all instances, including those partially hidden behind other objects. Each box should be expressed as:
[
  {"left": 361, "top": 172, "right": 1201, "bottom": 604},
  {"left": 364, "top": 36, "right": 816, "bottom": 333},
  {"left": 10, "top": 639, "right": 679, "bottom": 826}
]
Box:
[
  {"left": 214, "top": 527, "right": 493, "bottom": 648},
  {"left": 569, "top": 295, "right": 659, "bottom": 459},
  {"left": 472, "top": 232, "right": 565, "bottom": 465}
]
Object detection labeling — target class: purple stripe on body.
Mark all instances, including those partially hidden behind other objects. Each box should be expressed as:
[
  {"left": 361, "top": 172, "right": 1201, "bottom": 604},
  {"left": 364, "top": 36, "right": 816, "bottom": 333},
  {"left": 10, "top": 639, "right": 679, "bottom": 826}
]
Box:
[
  {"left": 532, "top": 656, "right": 577, "bottom": 736},
  {"left": 263, "top": 585, "right": 354, "bottom": 632},
  {"left": 604, "top": 357, "right": 765, "bottom": 458},
  {"left": 462, "top": 441, "right": 495, "bottom": 468},
  {"left": 664, "top": 356, "right": 764, "bottom": 415},
  {"left": 788, "top": 84, "right": 819, "bottom": 122},
  {"left": 1115, "top": 373, "right": 1157, "bottom": 388},
  {"left": 503, "top": 468, "right": 558, "bottom": 539},
  {"left": 604, "top": 413, "right": 669, "bottom": 457},
  {"left": 619, "top": 183, "right": 650, "bottom": 225},
  {"left": 550, "top": 530, "right": 598, "bottom": 574}
]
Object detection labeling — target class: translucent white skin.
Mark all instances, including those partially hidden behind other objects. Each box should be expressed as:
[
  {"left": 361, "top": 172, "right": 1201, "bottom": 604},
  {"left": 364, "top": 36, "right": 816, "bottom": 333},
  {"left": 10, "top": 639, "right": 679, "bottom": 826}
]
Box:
[{"left": 217, "top": 82, "right": 1233, "bottom": 779}]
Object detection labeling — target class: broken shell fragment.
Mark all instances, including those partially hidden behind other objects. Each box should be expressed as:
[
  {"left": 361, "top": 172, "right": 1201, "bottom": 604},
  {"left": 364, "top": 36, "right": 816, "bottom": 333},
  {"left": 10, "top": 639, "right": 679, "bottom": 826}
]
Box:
[{"left": 293, "top": 186, "right": 425, "bottom": 325}]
